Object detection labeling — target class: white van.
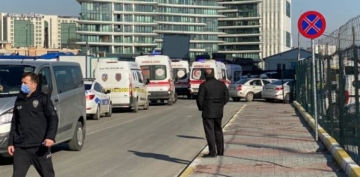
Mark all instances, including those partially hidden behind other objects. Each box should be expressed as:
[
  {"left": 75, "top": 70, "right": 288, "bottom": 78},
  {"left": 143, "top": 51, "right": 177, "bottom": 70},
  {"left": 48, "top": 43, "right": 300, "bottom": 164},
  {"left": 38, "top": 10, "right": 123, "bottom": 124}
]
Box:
[
  {"left": 171, "top": 59, "right": 190, "bottom": 98},
  {"left": 94, "top": 60, "right": 149, "bottom": 112},
  {"left": 135, "top": 55, "right": 177, "bottom": 105},
  {"left": 189, "top": 59, "right": 229, "bottom": 97},
  {"left": 226, "top": 64, "right": 242, "bottom": 84}
]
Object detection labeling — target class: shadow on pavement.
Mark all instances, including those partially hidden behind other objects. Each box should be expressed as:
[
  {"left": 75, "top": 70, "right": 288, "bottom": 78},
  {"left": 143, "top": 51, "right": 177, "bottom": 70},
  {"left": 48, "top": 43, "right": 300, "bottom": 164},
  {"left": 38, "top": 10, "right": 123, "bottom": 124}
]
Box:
[
  {"left": 176, "top": 135, "right": 204, "bottom": 140},
  {"left": 128, "top": 150, "right": 190, "bottom": 164}
]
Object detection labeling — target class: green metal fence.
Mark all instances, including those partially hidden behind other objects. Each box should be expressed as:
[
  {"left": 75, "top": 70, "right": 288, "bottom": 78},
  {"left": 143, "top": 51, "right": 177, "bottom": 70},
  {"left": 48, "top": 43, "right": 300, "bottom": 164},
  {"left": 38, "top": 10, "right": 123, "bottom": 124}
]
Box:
[{"left": 295, "top": 15, "right": 360, "bottom": 164}]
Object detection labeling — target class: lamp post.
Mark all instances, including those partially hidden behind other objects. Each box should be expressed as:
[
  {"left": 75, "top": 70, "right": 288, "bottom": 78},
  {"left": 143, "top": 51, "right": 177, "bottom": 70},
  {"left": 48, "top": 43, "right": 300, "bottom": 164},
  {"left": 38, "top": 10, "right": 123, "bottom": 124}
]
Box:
[{"left": 67, "top": 26, "right": 78, "bottom": 49}]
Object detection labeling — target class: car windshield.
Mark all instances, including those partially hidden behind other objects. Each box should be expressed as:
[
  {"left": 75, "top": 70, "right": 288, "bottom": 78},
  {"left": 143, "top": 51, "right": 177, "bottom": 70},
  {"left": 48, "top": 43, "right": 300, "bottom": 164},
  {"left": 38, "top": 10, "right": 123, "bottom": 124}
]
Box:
[
  {"left": 85, "top": 84, "right": 92, "bottom": 90},
  {"left": 191, "top": 68, "right": 214, "bottom": 80},
  {"left": 0, "top": 65, "right": 35, "bottom": 98},
  {"left": 173, "top": 68, "right": 187, "bottom": 80},
  {"left": 140, "top": 65, "right": 167, "bottom": 80},
  {"left": 235, "top": 79, "right": 248, "bottom": 84}
]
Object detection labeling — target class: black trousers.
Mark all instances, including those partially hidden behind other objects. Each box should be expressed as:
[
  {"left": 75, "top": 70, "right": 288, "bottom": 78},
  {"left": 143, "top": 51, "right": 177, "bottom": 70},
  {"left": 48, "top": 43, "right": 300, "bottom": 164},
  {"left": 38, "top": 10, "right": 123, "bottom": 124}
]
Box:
[
  {"left": 13, "top": 146, "right": 54, "bottom": 177},
  {"left": 202, "top": 118, "right": 224, "bottom": 155}
]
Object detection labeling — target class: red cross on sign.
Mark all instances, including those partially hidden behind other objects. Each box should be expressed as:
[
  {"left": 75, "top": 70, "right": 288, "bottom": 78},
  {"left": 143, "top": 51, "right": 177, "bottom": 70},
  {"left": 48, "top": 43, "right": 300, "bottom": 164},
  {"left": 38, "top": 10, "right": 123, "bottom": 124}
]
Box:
[{"left": 298, "top": 11, "right": 326, "bottom": 39}]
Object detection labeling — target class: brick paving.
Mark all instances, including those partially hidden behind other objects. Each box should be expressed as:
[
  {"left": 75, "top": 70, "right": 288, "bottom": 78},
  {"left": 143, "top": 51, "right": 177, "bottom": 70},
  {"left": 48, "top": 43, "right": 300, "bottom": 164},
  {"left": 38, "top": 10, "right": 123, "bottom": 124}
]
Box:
[{"left": 187, "top": 101, "right": 346, "bottom": 177}]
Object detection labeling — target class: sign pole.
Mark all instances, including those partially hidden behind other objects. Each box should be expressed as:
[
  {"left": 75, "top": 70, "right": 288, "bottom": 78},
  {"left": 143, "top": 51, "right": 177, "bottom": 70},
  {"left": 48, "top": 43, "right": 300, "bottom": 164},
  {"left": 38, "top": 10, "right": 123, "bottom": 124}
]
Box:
[{"left": 311, "top": 39, "right": 318, "bottom": 141}]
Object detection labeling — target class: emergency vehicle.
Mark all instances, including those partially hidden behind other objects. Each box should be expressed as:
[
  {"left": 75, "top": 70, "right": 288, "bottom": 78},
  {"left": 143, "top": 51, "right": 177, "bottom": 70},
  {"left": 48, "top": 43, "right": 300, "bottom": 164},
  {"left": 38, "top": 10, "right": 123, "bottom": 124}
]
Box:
[
  {"left": 94, "top": 60, "right": 149, "bottom": 113},
  {"left": 226, "top": 64, "right": 243, "bottom": 84},
  {"left": 171, "top": 59, "right": 190, "bottom": 98},
  {"left": 189, "top": 59, "right": 230, "bottom": 98},
  {"left": 135, "top": 55, "right": 177, "bottom": 105}
]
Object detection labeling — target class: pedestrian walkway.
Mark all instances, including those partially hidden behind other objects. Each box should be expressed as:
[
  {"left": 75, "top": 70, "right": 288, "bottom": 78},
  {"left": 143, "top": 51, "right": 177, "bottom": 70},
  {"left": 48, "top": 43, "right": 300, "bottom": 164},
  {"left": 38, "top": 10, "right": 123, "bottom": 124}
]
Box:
[{"left": 181, "top": 101, "right": 347, "bottom": 177}]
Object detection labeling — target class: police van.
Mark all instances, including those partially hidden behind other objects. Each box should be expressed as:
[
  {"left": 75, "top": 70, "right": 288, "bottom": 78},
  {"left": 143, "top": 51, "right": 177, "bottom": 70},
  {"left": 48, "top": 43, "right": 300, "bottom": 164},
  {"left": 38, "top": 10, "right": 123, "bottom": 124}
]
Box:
[
  {"left": 226, "top": 64, "right": 242, "bottom": 84},
  {"left": 94, "top": 60, "right": 149, "bottom": 112},
  {"left": 189, "top": 59, "right": 229, "bottom": 97},
  {"left": 135, "top": 55, "right": 177, "bottom": 105},
  {"left": 0, "top": 60, "right": 86, "bottom": 156},
  {"left": 171, "top": 60, "right": 190, "bottom": 98}
]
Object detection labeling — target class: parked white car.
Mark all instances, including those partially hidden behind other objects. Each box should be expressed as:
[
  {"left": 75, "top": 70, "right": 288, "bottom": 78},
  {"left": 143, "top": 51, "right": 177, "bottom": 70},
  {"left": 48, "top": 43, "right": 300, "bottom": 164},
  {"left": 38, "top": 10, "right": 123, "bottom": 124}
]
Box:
[
  {"left": 262, "top": 79, "right": 294, "bottom": 103},
  {"left": 85, "top": 78, "right": 113, "bottom": 120},
  {"left": 228, "top": 78, "right": 278, "bottom": 102}
]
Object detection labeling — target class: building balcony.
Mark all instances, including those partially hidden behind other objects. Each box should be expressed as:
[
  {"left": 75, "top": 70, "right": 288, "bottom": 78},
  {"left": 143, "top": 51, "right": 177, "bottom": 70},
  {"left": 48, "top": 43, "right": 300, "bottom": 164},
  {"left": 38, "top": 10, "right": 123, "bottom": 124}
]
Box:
[
  {"left": 77, "top": 20, "right": 157, "bottom": 26},
  {"left": 153, "top": 30, "right": 225, "bottom": 35},
  {"left": 219, "top": 33, "right": 260, "bottom": 37},
  {"left": 218, "top": 41, "right": 261, "bottom": 45},
  {"left": 154, "top": 39, "right": 224, "bottom": 43},
  {"left": 157, "top": 12, "right": 225, "bottom": 18},
  {"left": 154, "top": 21, "right": 206, "bottom": 26},
  {"left": 76, "top": 0, "right": 158, "bottom": 5},
  {"left": 218, "top": 0, "right": 261, "bottom": 5},
  {"left": 218, "top": 25, "right": 261, "bottom": 29},
  {"left": 76, "top": 30, "right": 158, "bottom": 36},
  {"left": 218, "top": 16, "right": 261, "bottom": 21},
  {"left": 157, "top": 3, "right": 225, "bottom": 9},
  {"left": 217, "top": 50, "right": 261, "bottom": 54},
  {"left": 113, "top": 11, "right": 157, "bottom": 15},
  {"left": 76, "top": 41, "right": 157, "bottom": 47}
]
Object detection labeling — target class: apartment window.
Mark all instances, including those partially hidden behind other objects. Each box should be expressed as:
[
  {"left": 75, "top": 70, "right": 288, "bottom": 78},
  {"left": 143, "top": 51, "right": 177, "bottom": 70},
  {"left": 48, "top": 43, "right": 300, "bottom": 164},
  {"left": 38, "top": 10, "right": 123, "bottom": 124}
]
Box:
[
  {"left": 286, "top": 31, "right": 291, "bottom": 48},
  {"left": 286, "top": 1, "right": 291, "bottom": 18}
]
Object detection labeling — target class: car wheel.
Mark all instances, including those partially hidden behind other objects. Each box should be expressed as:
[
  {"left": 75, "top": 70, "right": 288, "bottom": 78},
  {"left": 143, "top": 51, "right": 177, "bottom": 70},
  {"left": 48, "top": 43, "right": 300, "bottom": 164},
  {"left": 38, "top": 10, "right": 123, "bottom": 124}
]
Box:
[
  {"left": 93, "top": 105, "right": 101, "bottom": 120},
  {"left": 68, "top": 122, "right": 85, "bottom": 151},
  {"left": 232, "top": 97, "right": 240, "bottom": 102},
  {"left": 265, "top": 99, "right": 274, "bottom": 102},
  {"left": 143, "top": 98, "right": 149, "bottom": 110},
  {"left": 245, "top": 92, "right": 254, "bottom": 102},
  {"left": 132, "top": 99, "right": 139, "bottom": 113},
  {"left": 105, "top": 103, "right": 112, "bottom": 117},
  {"left": 284, "top": 94, "right": 290, "bottom": 103}
]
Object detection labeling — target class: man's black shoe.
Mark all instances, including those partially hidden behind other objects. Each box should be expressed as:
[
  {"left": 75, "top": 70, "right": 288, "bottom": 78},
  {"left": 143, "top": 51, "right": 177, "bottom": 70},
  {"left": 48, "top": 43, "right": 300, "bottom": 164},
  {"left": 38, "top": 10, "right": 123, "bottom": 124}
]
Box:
[
  {"left": 217, "top": 153, "right": 224, "bottom": 156},
  {"left": 203, "top": 154, "right": 217, "bottom": 158}
]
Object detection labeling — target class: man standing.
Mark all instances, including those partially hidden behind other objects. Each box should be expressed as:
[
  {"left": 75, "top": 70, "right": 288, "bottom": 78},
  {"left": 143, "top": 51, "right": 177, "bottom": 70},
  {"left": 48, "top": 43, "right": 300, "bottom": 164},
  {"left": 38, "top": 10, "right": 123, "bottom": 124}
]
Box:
[
  {"left": 196, "top": 68, "right": 229, "bottom": 158},
  {"left": 8, "top": 72, "right": 58, "bottom": 177}
]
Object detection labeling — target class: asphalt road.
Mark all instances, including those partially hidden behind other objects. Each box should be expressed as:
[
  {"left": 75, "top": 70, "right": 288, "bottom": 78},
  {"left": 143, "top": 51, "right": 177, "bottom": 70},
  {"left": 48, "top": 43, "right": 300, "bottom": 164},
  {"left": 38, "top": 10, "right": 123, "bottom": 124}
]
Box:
[{"left": 0, "top": 99, "right": 244, "bottom": 177}]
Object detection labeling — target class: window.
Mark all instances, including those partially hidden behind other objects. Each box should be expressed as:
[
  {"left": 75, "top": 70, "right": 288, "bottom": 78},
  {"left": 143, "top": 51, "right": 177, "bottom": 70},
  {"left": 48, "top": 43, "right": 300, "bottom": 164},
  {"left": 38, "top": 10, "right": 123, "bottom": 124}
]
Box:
[
  {"left": 85, "top": 84, "right": 92, "bottom": 90},
  {"left": 221, "top": 69, "right": 227, "bottom": 80},
  {"left": 38, "top": 67, "right": 53, "bottom": 94},
  {"left": 233, "top": 71, "right": 242, "bottom": 82},
  {"left": 94, "top": 83, "right": 104, "bottom": 93},
  {"left": 136, "top": 71, "right": 143, "bottom": 83},
  {"left": 282, "top": 64, "right": 286, "bottom": 70},
  {"left": 140, "top": 65, "right": 167, "bottom": 80},
  {"left": 286, "top": 31, "right": 291, "bottom": 48},
  {"left": 0, "top": 65, "right": 35, "bottom": 97},
  {"left": 286, "top": 1, "right": 291, "bottom": 18},
  {"left": 263, "top": 80, "right": 270, "bottom": 85},
  {"left": 53, "top": 66, "right": 83, "bottom": 93},
  {"left": 173, "top": 68, "right": 187, "bottom": 80},
  {"left": 277, "top": 64, "right": 281, "bottom": 70},
  {"left": 191, "top": 68, "right": 214, "bottom": 80},
  {"left": 249, "top": 80, "right": 262, "bottom": 86}
]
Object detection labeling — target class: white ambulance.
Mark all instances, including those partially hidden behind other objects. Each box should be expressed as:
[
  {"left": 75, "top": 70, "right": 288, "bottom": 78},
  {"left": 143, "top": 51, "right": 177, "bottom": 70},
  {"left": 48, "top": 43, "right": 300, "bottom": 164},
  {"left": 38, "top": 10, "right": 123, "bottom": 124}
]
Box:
[
  {"left": 94, "top": 60, "right": 149, "bottom": 112},
  {"left": 135, "top": 55, "right": 177, "bottom": 105},
  {"left": 189, "top": 59, "right": 229, "bottom": 98},
  {"left": 226, "top": 64, "right": 243, "bottom": 84},
  {"left": 171, "top": 59, "right": 190, "bottom": 98}
]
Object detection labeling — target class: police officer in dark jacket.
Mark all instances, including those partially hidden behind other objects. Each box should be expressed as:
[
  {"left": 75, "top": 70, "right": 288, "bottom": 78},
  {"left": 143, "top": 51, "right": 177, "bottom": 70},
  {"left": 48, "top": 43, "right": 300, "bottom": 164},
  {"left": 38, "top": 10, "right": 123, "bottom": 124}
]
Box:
[
  {"left": 196, "top": 68, "right": 229, "bottom": 158},
  {"left": 8, "top": 72, "right": 58, "bottom": 177}
]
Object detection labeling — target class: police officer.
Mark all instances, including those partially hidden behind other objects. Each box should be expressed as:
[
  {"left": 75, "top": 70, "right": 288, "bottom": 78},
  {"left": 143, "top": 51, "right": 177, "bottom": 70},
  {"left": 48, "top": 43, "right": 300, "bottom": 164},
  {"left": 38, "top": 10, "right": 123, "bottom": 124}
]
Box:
[
  {"left": 196, "top": 68, "right": 229, "bottom": 158},
  {"left": 8, "top": 72, "right": 58, "bottom": 177}
]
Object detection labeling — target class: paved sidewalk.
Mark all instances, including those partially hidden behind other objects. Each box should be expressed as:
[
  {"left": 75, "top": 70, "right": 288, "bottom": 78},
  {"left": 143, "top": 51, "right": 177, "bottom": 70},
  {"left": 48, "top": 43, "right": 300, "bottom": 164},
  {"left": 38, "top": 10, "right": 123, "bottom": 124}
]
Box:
[{"left": 184, "top": 101, "right": 347, "bottom": 177}]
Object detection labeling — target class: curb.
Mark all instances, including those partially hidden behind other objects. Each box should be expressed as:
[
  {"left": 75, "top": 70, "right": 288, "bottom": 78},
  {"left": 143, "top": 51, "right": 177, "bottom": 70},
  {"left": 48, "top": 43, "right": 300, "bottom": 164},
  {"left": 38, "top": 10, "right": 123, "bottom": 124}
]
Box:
[
  {"left": 178, "top": 104, "right": 247, "bottom": 177},
  {"left": 292, "top": 101, "right": 360, "bottom": 177}
]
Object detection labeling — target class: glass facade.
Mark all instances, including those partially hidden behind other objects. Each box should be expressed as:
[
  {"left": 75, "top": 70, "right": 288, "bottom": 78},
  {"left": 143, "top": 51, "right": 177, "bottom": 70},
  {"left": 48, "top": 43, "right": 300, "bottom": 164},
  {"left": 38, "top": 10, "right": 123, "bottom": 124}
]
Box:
[
  {"left": 14, "top": 20, "right": 34, "bottom": 48},
  {"left": 286, "top": 1, "right": 291, "bottom": 18},
  {"left": 218, "top": 1, "right": 261, "bottom": 59},
  {"left": 77, "top": 0, "right": 221, "bottom": 57},
  {"left": 286, "top": 31, "right": 291, "bottom": 48},
  {"left": 60, "top": 23, "right": 78, "bottom": 48}
]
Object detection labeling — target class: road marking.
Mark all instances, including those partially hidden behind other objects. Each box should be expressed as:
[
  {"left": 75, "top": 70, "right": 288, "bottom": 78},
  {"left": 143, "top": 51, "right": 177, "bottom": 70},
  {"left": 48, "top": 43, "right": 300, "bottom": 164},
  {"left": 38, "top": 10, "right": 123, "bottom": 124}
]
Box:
[
  {"left": 178, "top": 104, "right": 247, "bottom": 177},
  {"left": 87, "top": 102, "right": 188, "bottom": 136}
]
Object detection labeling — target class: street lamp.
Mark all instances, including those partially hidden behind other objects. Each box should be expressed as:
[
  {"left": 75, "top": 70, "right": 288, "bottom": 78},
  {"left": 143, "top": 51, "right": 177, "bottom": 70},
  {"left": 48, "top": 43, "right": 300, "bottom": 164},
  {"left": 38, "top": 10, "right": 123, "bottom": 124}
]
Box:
[{"left": 67, "top": 26, "right": 78, "bottom": 49}]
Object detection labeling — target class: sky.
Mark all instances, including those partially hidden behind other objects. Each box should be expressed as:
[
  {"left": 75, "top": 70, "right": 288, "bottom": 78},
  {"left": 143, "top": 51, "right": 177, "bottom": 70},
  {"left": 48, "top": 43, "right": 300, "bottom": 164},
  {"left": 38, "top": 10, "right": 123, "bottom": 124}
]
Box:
[{"left": 0, "top": 0, "right": 358, "bottom": 48}]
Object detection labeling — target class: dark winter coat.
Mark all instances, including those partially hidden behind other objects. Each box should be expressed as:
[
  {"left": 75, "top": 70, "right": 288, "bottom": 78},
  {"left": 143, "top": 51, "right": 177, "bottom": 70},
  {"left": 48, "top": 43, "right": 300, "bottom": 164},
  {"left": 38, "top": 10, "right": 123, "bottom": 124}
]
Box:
[
  {"left": 196, "top": 77, "right": 229, "bottom": 119},
  {"left": 8, "top": 90, "right": 59, "bottom": 148}
]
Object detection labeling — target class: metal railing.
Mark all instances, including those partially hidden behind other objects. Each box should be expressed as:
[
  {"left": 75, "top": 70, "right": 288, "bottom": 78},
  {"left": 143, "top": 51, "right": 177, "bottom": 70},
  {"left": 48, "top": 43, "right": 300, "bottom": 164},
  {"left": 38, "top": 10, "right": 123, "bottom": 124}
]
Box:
[{"left": 295, "top": 15, "right": 360, "bottom": 164}]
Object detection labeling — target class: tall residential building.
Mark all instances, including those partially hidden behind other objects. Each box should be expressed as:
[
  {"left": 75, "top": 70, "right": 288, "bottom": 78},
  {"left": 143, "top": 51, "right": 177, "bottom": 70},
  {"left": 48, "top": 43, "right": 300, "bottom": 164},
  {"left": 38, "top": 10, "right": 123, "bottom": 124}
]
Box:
[
  {"left": 76, "top": 0, "right": 223, "bottom": 58},
  {"left": 218, "top": 0, "right": 292, "bottom": 61},
  {"left": 1, "top": 13, "right": 79, "bottom": 49},
  {"left": 259, "top": 0, "right": 292, "bottom": 58},
  {"left": 218, "top": 0, "right": 262, "bottom": 59}
]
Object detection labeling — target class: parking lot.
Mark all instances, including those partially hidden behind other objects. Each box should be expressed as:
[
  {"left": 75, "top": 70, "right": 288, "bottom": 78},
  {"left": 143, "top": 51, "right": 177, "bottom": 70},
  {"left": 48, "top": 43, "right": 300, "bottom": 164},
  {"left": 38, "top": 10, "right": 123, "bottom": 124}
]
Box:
[{"left": 0, "top": 99, "right": 245, "bottom": 177}]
